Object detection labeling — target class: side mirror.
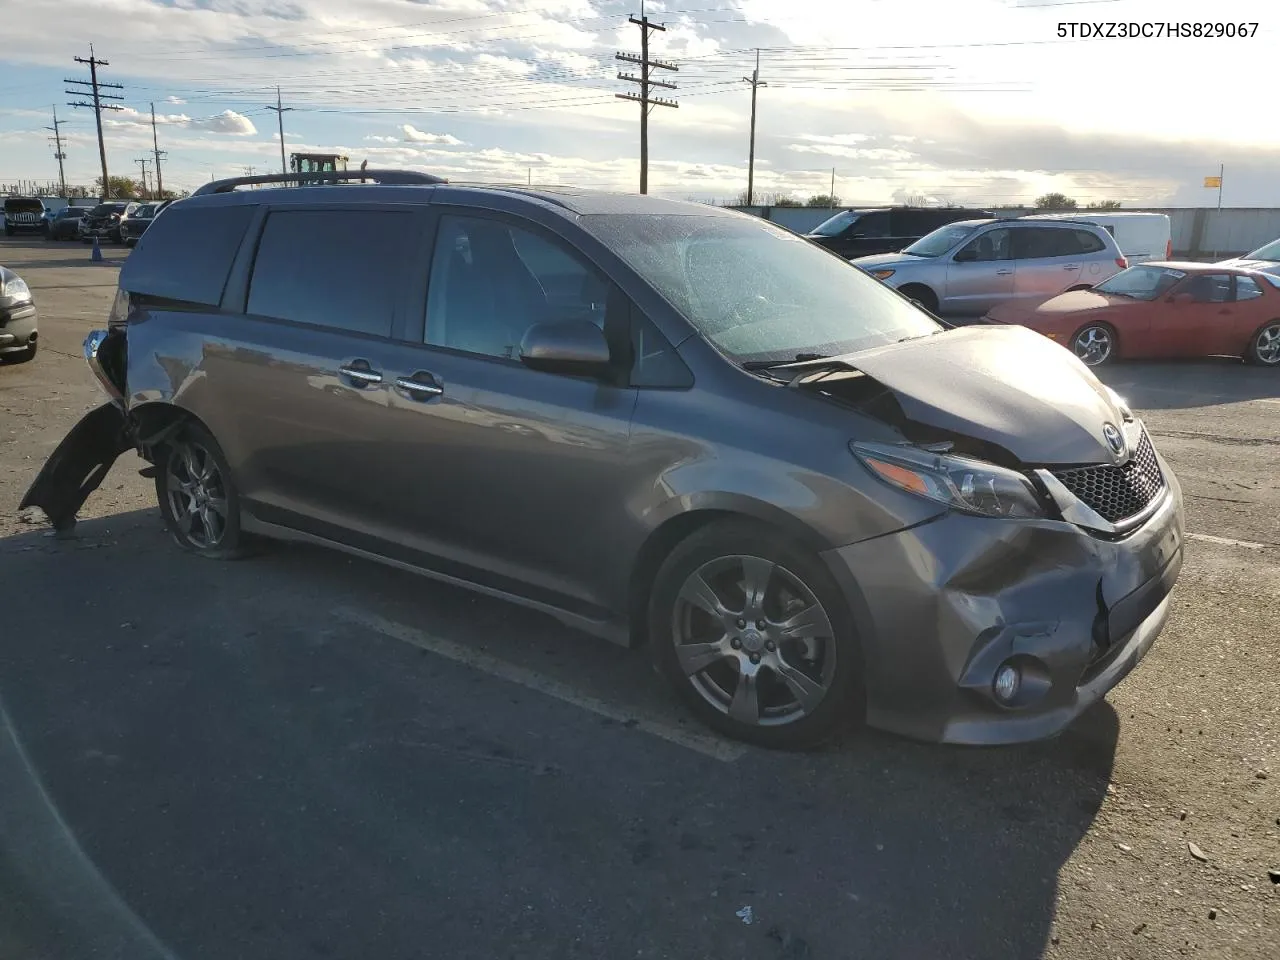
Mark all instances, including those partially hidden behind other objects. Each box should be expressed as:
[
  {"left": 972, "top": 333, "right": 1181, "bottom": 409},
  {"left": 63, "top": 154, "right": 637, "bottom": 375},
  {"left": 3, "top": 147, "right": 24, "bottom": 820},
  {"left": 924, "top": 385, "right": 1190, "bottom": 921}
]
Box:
[
  {"left": 953, "top": 247, "right": 976, "bottom": 263},
  {"left": 519, "top": 321, "right": 612, "bottom": 377}
]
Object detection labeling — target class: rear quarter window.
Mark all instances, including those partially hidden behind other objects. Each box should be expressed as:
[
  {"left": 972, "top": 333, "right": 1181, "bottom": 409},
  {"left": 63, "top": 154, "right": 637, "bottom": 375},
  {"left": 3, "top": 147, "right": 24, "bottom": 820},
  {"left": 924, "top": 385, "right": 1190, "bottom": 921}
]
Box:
[{"left": 119, "top": 204, "right": 254, "bottom": 307}]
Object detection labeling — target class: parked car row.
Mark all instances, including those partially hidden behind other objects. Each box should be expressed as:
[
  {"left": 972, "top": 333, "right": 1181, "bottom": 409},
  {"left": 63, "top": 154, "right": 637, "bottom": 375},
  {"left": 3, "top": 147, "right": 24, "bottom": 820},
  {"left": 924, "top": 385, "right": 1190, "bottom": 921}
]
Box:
[{"left": 4, "top": 198, "right": 173, "bottom": 245}]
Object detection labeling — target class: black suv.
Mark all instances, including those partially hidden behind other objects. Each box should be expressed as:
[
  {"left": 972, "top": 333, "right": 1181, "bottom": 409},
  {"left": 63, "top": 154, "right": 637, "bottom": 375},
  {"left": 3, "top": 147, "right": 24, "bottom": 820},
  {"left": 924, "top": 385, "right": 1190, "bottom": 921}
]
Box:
[
  {"left": 804, "top": 206, "right": 995, "bottom": 259},
  {"left": 3, "top": 197, "right": 49, "bottom": 237}
]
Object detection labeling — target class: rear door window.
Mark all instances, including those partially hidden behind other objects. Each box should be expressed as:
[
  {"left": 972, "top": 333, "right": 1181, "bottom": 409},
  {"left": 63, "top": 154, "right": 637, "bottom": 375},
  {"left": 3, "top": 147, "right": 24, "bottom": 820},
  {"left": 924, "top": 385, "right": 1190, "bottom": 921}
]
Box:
[
  {"left": 851, "top": 211, "right": 891, "bottom": 238},
  {"left": 1235, "top": 276, "right": 1263, "bottom": 301},
  {"left": 247, "top": 209, "right": 417, "bottom": 337},
  {"left": 119, "top": 204, "right": 254, "bottom": 307},
  {"left": 1072, "top": 229, "right": 1106, "bottom": 254}
]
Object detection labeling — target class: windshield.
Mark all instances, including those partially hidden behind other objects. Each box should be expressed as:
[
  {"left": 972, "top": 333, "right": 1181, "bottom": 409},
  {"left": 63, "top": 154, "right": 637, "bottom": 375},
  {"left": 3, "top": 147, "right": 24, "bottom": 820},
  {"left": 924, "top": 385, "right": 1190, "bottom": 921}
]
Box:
[
  {"left": 4, "top": 199, "right": 44, "bottom": 213},
  {"left": 808, "top": 210, "right": 859, "bottom": 237},
  {"left": 134, "top": 205, "right": 156, "bottom": 217},
  {"left": 901, "top": 222, "right": 983, "bottom": 258},
  {"left": 1244, "top": 238, "right": 1280, "bottom": 262},
  {"left": 1094, "top": 265, "right": 1186, "bottom": 300},
  {"left": 584, "top": 213, "right": 940, "bottom": 364}
]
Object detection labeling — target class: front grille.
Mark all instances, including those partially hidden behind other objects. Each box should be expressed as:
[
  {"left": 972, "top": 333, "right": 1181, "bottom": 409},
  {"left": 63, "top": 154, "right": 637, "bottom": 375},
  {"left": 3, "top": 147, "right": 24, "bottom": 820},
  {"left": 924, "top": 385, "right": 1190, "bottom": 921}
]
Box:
[
  {"left": 1052, "top": 429, "right": 1164, "bottom": 523},
  {"left": 8, "top": 213, "right": 39, "bottom": 223}
]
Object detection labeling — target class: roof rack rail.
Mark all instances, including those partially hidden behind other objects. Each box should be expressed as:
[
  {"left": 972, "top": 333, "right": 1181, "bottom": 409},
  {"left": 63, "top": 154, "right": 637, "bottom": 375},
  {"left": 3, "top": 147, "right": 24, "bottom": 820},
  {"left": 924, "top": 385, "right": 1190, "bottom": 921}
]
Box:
[{"left": 191, "top": 169, "right": 447, "bottom": 197}]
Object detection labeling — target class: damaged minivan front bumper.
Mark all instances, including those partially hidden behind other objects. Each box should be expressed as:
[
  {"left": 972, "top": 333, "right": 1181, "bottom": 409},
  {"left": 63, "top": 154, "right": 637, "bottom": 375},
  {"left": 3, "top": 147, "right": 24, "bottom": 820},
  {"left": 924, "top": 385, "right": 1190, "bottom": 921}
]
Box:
[{"left": 823, "top": 443, "right": 1183, "bottom": 745}]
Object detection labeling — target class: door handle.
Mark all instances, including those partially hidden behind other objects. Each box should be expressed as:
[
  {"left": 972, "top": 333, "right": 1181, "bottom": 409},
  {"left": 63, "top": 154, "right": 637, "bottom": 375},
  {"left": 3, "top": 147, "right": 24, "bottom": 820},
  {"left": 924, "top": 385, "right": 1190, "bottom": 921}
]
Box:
[
  {"left": 338, "top": 361, "right": 383, "bottom": 386},
  {"left": 995, "top": 269, "right": 1013, "bottom": 275},
  {"left": 1063, "top": 264, "right": 1081, "bottom": 270},
  {"left": 395, "top": 371, "right": 444, "bottom": 401}
]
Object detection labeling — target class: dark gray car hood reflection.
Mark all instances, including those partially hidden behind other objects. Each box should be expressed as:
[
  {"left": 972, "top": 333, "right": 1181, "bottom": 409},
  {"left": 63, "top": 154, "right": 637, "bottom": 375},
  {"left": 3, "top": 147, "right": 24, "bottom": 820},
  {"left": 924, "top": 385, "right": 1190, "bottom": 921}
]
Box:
[{"left": 833, "top": 324, "right": 1124, "bottom": 465}]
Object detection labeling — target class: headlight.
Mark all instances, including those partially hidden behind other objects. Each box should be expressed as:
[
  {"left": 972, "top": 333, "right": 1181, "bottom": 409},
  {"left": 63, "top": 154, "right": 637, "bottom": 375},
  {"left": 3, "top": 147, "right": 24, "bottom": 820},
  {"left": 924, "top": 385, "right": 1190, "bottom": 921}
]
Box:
[
  {"left": 870, "top": 269, "right": 896, "bottom": 280},
  {"left": 851, "top": 441, "right": 1046, "bottom": 519},
  {"left": 0, "top": 275, "right": 31, "bottom": 303}
]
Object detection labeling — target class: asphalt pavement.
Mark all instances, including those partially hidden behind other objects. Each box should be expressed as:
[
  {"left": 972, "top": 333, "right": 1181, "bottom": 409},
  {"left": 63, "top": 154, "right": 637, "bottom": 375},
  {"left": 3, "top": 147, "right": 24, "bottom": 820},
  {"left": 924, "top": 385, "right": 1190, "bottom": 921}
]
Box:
[{"left": 1, "top": 237, "right": 1277, "bottom": 960}]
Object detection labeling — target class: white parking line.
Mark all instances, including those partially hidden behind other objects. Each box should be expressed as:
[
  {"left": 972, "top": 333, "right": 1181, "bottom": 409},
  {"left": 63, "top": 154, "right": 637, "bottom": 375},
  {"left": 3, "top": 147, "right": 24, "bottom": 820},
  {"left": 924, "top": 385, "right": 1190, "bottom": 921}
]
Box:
[
  {"left": 1186, "top": 532, "right": 1268, "bottom": 550},
  {"left": 331, "top": 607, "right": 747, "bottom": 763}
]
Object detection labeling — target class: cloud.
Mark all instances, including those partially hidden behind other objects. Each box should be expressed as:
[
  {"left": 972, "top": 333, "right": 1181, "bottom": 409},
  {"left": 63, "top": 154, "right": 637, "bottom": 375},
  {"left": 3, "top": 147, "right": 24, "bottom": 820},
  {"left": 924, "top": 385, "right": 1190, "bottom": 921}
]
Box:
[
  {"left": 165, "top": 95, "right": 186, "bottom": 105},
  {"left": 401, "top": 125, "right": 464, "bottom": 146},
  {"left": 189, "top": 110, "right": 257, "bottom": 135},
  {"left": 364, "top": 135, "right": 400, "bottom": 143}
]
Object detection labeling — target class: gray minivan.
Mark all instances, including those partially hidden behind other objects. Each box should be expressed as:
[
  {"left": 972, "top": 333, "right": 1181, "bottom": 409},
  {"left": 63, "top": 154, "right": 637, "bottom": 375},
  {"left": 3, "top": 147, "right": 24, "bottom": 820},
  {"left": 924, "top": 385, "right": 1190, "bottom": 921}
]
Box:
[{"left": 21, "top": 171, "right": 1184, "bottom": 750}]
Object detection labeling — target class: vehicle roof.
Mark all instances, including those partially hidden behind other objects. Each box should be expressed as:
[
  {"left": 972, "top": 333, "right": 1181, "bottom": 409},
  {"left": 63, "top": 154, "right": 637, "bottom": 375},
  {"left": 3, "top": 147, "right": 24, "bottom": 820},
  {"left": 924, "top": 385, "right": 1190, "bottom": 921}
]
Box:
[
  {"left": 1136, "top": 260, "right": 1267, "bottom": 275},
  {"left": 1027, "top": 211, "right": 1170, "bottom": 220},
  {"left": 177, "top": 182, "right": 744, "bottom": 219}
]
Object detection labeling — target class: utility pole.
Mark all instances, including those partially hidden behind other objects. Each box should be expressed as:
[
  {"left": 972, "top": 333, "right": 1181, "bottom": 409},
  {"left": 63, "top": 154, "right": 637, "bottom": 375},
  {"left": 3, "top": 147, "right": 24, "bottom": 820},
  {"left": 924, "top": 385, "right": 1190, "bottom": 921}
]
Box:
[
  {"left": 830, "top": 168, "right": 836, "bottom": 207},
  {"left": 150, "top": 103, "right": 167, "bottom": 198},
  {"left": 134, "top": 158, "right": 150, "bottom": 198},
  {"left": 46, "top": 105, "right": 68, "bottom": 199},
  {"left": 616, "top": 4, "right": 678, "bottom": 194},
  {"left": 266, "top": 87, "right": 293, "bottom": 175},
  {"left": 66, "top": 46, "right": 123, "bottom": 199},
  {"left": 742, "top": 49, "right": 766, "bottom": 206}
]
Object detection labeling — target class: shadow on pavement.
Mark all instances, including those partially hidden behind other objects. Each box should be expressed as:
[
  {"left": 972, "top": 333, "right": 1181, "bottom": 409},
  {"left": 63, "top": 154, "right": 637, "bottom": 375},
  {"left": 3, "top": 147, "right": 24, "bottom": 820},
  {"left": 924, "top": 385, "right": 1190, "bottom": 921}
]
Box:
[
  {"left": 1096, "top": 360, "right": 1279, "bottom": 409},
  {"left": 0, "top": 510, "right": 1117, "bottom": 960}
]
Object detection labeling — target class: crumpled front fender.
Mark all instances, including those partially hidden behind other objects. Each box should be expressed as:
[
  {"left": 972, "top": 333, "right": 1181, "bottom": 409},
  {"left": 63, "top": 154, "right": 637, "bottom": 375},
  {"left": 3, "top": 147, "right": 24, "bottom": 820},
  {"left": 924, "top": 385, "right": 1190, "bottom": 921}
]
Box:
[{"left": 18, "top": 403, "right": 133, "bottom": 532}]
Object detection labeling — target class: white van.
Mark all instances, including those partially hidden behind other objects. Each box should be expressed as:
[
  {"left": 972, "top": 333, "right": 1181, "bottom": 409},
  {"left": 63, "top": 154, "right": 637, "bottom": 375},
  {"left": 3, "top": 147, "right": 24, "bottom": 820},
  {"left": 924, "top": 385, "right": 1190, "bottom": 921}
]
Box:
[{"left": 1026, "top": 212, "right": 1172, "bottom": 264}]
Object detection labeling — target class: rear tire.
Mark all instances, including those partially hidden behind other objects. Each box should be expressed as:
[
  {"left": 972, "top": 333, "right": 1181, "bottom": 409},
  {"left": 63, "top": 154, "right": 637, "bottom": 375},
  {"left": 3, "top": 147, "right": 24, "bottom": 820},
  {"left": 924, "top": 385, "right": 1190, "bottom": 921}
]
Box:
[
  {"left": 1070, "top": 321, "right": 1117, "bottom": 366},
  {"left": 1245, "top": 320, "right": 1280, "bottom": 366},
  {"left": 648, "top": 519, "right": 865, "bottom": 750},
  {"left": 155, "top": 422, "right": 252, "bottom": 560}
]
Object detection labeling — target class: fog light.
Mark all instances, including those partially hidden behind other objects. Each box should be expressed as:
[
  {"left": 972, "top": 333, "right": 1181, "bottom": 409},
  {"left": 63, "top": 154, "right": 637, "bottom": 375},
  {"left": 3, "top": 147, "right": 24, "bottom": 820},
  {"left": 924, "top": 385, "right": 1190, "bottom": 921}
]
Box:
[{"left": 993, "top": 663, "right": 1021, "bottom": 703}]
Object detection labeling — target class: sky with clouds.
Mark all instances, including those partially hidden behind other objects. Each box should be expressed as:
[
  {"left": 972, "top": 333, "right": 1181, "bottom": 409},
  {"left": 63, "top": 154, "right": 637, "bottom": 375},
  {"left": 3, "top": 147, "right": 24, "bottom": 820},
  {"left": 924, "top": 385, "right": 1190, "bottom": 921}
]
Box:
[{"left": 0, "top": 0, "right": 1276, "bottom": 206}]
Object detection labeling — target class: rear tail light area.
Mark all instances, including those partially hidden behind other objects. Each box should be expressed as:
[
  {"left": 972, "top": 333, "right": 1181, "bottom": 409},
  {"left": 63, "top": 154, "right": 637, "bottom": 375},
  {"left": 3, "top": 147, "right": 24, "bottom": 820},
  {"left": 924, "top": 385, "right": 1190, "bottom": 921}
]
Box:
[
  {"left": 1166, "top": 239, "right": 1173, "bottom": 258},
  {"left": 1115, "top": 257, "right": 1128, "bottom": 269}
]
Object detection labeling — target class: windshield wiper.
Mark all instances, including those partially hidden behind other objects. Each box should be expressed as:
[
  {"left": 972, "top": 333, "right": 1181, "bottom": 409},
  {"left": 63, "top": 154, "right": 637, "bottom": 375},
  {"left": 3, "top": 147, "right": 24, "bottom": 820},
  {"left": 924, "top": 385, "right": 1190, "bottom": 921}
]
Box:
[{"left": 741, "top": 352, "right": 830, "bottom": 370}]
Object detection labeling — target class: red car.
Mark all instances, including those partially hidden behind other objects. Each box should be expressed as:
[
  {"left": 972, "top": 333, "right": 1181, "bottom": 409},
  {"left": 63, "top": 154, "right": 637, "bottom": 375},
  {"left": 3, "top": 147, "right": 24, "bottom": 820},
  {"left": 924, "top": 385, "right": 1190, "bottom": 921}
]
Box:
[{"left": 985, "top": 262, "right": 1280, "bottom": 368}]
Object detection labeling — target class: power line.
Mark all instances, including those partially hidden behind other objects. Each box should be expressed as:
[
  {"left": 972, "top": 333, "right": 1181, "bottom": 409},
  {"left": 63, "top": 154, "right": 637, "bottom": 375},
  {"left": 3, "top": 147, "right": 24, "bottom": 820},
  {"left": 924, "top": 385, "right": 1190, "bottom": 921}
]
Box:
[
  {"left": 135, "top": 157, "right": 150, "bottom": 197},
  {"left": 46, "top": 105, "right": 68, "bottom": 199},
  {"left": 265, "top": 86, "right": 293, "bottom": 174},
  {"left": 617, "top": 7, "right": 679, "bottom": 195},
  {"left": 150, "top": 103, "right": 168, "bottom": 198},
  {"left": 742, "top": 49, "right": 766, "bottom": 206},
  {"left": 66, "top": 46, "right": 123, "bottom": 198}
]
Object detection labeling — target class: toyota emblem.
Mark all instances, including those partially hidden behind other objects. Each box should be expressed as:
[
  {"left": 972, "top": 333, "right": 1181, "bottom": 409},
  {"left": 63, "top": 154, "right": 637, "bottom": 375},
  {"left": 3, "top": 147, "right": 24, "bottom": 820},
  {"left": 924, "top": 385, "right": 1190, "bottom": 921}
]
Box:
[{"left": 1103, "top": 423, "right": 1125, "bottom": 457}]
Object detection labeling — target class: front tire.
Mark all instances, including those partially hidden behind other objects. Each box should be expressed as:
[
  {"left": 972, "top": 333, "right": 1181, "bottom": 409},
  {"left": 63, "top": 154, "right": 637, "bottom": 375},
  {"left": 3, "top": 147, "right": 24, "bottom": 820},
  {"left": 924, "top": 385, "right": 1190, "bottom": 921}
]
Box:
[
  {"left": 1246, "top": 320, "right": 1280, "bottom": 366},
  {"left": 1070, "top": 322, "right": 1117, "bottom": 366},
  {"left": 898, "top": 283, "right": 938, "bottom": 315},
  {"left": 155, "top": 422, "right": 250, "bottom": 560},
  {"left": 648, "top": 519, "right": 865, "bottom": 750}
]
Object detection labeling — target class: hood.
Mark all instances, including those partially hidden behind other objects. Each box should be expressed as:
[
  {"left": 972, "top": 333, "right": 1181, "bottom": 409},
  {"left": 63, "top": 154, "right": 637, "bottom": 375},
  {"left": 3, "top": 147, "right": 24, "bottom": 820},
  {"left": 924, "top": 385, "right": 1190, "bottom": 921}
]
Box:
[
  {"left": 849, "top": 252, "right": 921, "bottom": 270},
  {"left": 832, "top": 325, "right": 1125, "bottom": 465},
  {"left": 1216, "top": 258, "right": 1280, "bottom": 276},
  {"left": 987, "top": 289, "right": 1121, "bottom": 323}
]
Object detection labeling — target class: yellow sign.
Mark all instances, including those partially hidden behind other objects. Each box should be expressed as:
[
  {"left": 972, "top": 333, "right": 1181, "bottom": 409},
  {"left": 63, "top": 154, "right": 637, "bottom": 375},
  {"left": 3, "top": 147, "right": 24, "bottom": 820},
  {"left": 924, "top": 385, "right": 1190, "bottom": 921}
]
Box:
[{"left": 1204, "top": 176, "right": 1222, "bottom": 188}]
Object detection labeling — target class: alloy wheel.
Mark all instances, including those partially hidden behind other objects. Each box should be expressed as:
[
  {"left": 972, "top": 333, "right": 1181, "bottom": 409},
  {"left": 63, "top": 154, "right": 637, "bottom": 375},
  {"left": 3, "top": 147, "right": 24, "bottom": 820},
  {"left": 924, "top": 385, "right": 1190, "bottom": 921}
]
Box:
[
  {"left": 1073, "top": 325, "right": 1113, "bottom": 366},
  {"left": 1255, "top": 323, "right": 1280, "bottom": 365},
  {"left": 165, "top": 441, "right": 229, "bottom": 549},
  {"left": 671, "top": 555, "right": 836, "bottom": 727}
]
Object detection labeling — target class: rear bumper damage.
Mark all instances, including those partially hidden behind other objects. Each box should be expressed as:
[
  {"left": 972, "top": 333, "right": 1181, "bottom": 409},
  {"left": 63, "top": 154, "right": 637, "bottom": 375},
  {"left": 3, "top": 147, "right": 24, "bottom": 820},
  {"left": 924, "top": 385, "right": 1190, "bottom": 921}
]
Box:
[
  {"left": 18, "top": 329, "right": 137, "bottom": 531},
  {"left": 823, "top": 466, "right": 1184, "bottom": 745}
]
